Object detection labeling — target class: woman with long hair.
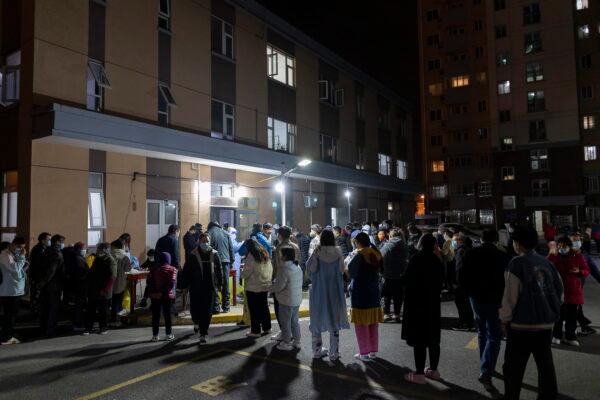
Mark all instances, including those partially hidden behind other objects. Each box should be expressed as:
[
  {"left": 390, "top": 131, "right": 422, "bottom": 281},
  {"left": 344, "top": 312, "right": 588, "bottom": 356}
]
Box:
[{"left": 241, "top": 238, "right": 273, "bottom": 337}]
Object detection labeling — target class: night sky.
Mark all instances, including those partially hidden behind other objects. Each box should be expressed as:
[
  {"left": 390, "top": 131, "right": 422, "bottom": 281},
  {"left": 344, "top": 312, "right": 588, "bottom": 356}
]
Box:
[{"left": 257, "top": 0, "right": 420, "bottom": 103}]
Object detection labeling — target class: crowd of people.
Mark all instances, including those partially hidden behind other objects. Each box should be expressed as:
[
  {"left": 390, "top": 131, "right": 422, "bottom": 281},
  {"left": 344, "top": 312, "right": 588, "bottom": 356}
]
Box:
[{"left": 1, "top": 218, "right": 599, "bottom": 400}]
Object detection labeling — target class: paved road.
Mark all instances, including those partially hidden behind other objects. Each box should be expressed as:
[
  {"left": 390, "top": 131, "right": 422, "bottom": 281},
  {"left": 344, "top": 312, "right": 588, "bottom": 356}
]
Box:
[{"left": 1, "top": 282, "right": 599, "bottom": 400}]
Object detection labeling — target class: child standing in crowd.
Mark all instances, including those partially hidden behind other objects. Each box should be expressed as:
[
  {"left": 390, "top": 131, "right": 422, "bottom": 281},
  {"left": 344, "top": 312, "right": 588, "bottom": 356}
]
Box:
[
  {"left": 347, "top": 232, "right": 384, "bottom": 361},
  {"left": 147, "top": 252, "right": 177, "bottom": 341},
  {"left": 269, "top": 247, "right": 303, "bottom": 350},
  {"left": 307, "top": 229, "right": 349, "bottom": 362}
]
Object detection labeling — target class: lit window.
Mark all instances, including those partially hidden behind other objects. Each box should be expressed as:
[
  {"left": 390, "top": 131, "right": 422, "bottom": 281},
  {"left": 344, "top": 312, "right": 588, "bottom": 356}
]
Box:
[
  {"left": 585, "top": 146, "right": 597, "bottom": 161},
  {"left": 532, "top": 179, "right": 550, "bottom": 197},
  {"left": 1, "top": 171, "right": 18, "bottom": 229},
  {"left": 479, "top": 181, "right": 492, "bottom": 197},
  {"left": 378, "top": 154, "right": 391, "bottom": 176},
  {"left": 212, "top": 16, "right": 234, "bottom": 59},
  {"left": 501, "top": 137, "right": 513, "bottom": 151},
  {"left": 503, "top": 195, "right": 517, "bottom": 209},
  {"left": 586, "top": 176, "right": 600, "bottom": 193},
  {"left": 498, "top": 80, "right": 511, "bottom": 95},
  {"left": 501, "top": 166, "right": 515, "bottom": 181},
  {"left": 527, "top": 90, "right": 545, "bottom": 112},
  {"left": 356, "top": 147, "right": 366, "bottom": 170},
  {"left": 583, "top": 115, "right": 596, "bottom": 130},
  {"left": 578, "top": 25, "right": 591, "bottom": 39},
  {"left": 320, "top": 135, "right": 337, "bottom": 163},
  {"left": 87, "top": 172, "right": 105, "bottom": 248},
  {"left": 530, "top": 149, "right": 549, "bottom": 170},
  {"left": 432, "top": 160, "right": 445, "bottom": 172},
  {"left": 526, "top": 62, "right": 543, "bottom": 82},
  {"left": 431, "top": 185, "right": 447, "bottom": 199},
  {"left": 428, "top": 83, "right": 443, "bottom": 96},
  {"left": 497, "top": 52, "right": 510, "bottom": 66},
  {"left": 577, "top": 0, "right": 588, "bottom": 10},
  {"left": 450, "top": 75, "right": 470, "bottom": 88},
  {"left": 524, "top": 31, "right": 542, "bottom": 53},
  {"left": 397, "top": 160, "right": 408, "bottom": 180},
  {"left": 479, "top": 209, "right": 494, "bottom": 225},
  {"left": 158, "top": 83, "right": 176, "bottom": 125},
  {"left": 267, "top": 117, "right": 296, "bottom": 153},
  {"left": 211, "top": 100, "right": 234, "bottom": 140},
  {"left": 267, "top": 45, "right": 296, "bottom": 87}
]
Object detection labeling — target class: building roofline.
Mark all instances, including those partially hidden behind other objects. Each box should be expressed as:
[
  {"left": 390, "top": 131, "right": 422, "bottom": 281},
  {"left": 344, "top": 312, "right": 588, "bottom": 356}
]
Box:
[{"left": 228, "top": 0, "right": 413, "bottom": 112}]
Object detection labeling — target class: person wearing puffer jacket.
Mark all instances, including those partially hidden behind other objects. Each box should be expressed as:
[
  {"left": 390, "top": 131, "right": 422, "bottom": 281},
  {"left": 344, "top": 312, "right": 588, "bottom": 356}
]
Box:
[
  {"left": 548, "top": 236, "right": 590, "bottom": 346},
  {"left": 109, "top": 240, "right": 132, "bottom": 326},
  {"left": 241, "top": 238, "right": 273, "bottom": 338},
  {"left": 147, "top": 252, "right": 177, "bottom": 341},
  {"left": 0, "top": 237, "right": 27, "bottom": 345},
  {"left": 269, "top": 248, "right": 303, "bottom": 351}
]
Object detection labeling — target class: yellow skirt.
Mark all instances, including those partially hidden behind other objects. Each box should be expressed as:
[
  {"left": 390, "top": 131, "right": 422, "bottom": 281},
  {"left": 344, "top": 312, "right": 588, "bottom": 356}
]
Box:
[{"left": 350, "top": 307, "right": 384, "bottom": 325}]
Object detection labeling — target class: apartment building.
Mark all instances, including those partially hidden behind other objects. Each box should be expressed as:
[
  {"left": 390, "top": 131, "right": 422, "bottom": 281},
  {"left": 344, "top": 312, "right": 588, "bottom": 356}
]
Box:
[
  {"left": 0, "top": 0, "right": 419, "bottom": 254},
  {"left": 419, "top": 0, "right": 591, "bottom": 232}
]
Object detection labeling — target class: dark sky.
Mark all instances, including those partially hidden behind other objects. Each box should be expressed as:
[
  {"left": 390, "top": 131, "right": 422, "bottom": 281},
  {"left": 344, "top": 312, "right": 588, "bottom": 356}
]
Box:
[{"left": 257, "top": 0, "right": 419, "bottom": 102}]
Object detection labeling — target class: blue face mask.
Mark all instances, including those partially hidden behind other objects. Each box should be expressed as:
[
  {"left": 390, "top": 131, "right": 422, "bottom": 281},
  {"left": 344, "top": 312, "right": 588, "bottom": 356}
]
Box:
[
  {"left": 558, "top": 247, "right": 570, "bottom": 255},
  {"left": 451, "top": 240, "right": 458, "bottom": 249},
  {"left": 571, "top": 241, "right": 582, "bottom": 250}
]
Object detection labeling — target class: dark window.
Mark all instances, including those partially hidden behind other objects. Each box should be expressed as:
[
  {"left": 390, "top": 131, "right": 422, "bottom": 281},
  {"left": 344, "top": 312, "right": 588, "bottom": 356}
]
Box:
[
  {"left": 497, "top": 52, "right": 510, "bottom": 65},
  {"left": 523, "top": 3, "right": 541, "bottom": 25},
  {"left": 478, "top": 100, "right": 487, "bottom": 112},
  {"left": 474, "top": 20, "right": 483, "bottom": 31},
  {"left": 478, "top": 127, "right": 488, "bottom": 139},
  {"left": 431, "top": 135, "right": 443, "bottom": 146},
  {"left": 499, "top": 110, "right": 511, "bottom": 123},
  {"left": 427, "top": 34, "right": 440, "bottom": 46},
  {"left": 495, "top": 25, "right": 508, "bottom": 39},
  {"left": 581, "top": 54, "right": 592, "bottom": 69},
  {"left": 426, "top": 9, "right": 439, "bottom": 21},
  {"left": 475, "top": 47, "right": 484, "bottom": 58},
  {"left": 320, "top": 135, "right": 337, "bottom": 163},
  {"left": 581, "top": 86, "right": 594, "bottom": 99},
  {"left": 211, "top": 16, "right": 234, "bottom": 59},
  {"left": 473, "top": 0, "right": 482, "bottom": 4},
  {"left": 211, "top": 100, "right": 223, "bottom": 134},
  {"left": 429, "top": 109, "right": 442, "bottom": 121},
  {"left": 527, "top": 91, "right": 545, "bottom": 112},
  {"left": 494, "top": 0, "right": 506, "bottom": 11},
  {"left": 524, "top": 32, "right": 542, "bottom": 54},
  {"left": 158, "top": 0, "right": 170, "bottom": 30},
  {"left": 529, "top": 120, "right": 546, "bottom": 141},
  {"left": 427, "top": 59, "right": 441, "bottom": 70}
]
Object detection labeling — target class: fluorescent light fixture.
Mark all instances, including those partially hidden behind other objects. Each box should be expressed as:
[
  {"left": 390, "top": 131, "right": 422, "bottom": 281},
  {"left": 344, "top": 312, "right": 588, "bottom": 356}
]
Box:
[
  {"left": 275, "top": 182, "right": 284, "bottom": 193},
  {"left": 298, "top": 159, "right": 312, "bottom": 167},
  {"left": 344, "top": 190, "right": 351, "bottom": 198}
]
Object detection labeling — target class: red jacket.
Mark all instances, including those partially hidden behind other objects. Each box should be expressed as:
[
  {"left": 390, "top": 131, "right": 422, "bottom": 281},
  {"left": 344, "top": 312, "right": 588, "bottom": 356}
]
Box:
[
  {"left": 147, "top": 263, "right": 177, "bottom": 300},
  {"left": 548, "top": 252, "right": 590, "bottom": 304}
]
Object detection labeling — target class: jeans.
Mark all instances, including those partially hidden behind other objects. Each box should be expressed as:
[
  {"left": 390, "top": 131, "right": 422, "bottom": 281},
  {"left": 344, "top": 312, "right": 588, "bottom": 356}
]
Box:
[
  {"left": 382, "top": 278, "right": 403, "bottom": 316},
  {"left": 151, "top": 298, "right": 173, "bottom": 336},
  {"left": 246, "top": 291, "right": 271, "bottom": 334},
  {"left": 454, "top": 285, "right": 474, "bottom": 326},
  {"left": 278, "top": 304, "right": 300, "bottom": 344},
  {"left": 553, "top": 303, "right": 578, "bottom": 341},
  {"left": 110, "top": 292, "right": 124, "bottom": 323},
  {"left": 85, "top": 297, "right": 109, "bottom": 332},
  {"left": 470, "top": 299, "right": 502, "bottom": 378},
  {"left": 312, "top": 330, "right": 339, "bottom": 355},
  {"left": 414, "top": 344, "right": 440, "bottom": 374},
  {"left": 503, "top": 329, "right": 557, "bottom": 400},
  {"left": 0, "top": 296, "right": 18, "bottom": 341},
  {"left": 220, "top": 262, "right": 231, "bottom": 309}
]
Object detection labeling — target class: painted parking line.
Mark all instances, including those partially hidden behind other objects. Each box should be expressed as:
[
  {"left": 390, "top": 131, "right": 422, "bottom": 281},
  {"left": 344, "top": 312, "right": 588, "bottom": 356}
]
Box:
[
  {"left": 191, "top": 375, "right": 248, "bottom": 396},
  {"left": 465, "top": 336, "right": 478, "bottom": 350}
]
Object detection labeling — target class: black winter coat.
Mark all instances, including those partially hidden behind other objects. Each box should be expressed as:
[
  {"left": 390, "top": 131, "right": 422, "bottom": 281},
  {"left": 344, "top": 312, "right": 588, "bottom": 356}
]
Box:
[
  {"left": 183, "top": 231, "right": 198, "bottom": 263},
  {"left": 39, "top": 245, "right": 65, "bottom": 292},
  {"left": 29, "top": 243, "right": 47, "bottom": 283},
  {"left": 379, "top": 237, "right": 409, "bottom": 279},
  {"left": 401, "top": 250, "right": 444, "bottom": 347},
  {"left": 460, "top": 243, "right": 511, "bottom": 305},
  {"left": 180, "top": 248, "right": 223, "bottom": 294},
  {"left": 155, "top": 234, "right": 180, "bottom": 268}
]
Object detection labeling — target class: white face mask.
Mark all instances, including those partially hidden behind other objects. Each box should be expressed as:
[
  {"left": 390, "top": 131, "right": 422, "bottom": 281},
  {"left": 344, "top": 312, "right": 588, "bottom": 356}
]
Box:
[
  {"left": 148, "top": 256, "right": 154, "bottom": 262},
  {"left": 60, "top": 243, "right": 65, "bottom": 250},
  {"left": 80, "top": 250, "right": 87, "bottom": 258},
  {"left": 310, "top": 231, "right": 316, "bottom": 238}
]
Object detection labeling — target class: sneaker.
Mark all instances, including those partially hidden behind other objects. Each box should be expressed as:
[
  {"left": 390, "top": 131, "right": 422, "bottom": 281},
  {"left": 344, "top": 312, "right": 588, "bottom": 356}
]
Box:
[
  {"left": 1, "top": 337, "right": 20, "bottom": 345},
  {"left": 270, "top": 333, "right": 282, "bottom": 342},
  {"left": 277, "top": 342, "right": 294, "bottom": 351},
  {"left": 117, "top": 309, "right": 128, "bottom": 316},
  {"left": 193, "top": 325, "right": 199, "bottom": 333},
  {"left": 165, "top": 334, "right": 175, "bottom": 341},
  {"left": 313, "top": 347, "right": 329, "bottom": 359},
  {"left": 394, "top": 315, "right": 402, "bottom": 323},
  {"left": 565, "top": 340, "right": 580, "bottom": 347},
  {"left": 245, "top": 332, "right": 261, "bottom": 338},
  {"left": 404, "top": 372, "right": 427, "bottom": 385},
  {"left": 368, "top": 352, "right": 378, "bottom": 359},
  {"left": 328, "top": 352, "right": 340, "bottom": 362},
  {"left": 81, "top": 331, "right": 91, "bottom": 336},
  {"left": 451, "top": 324, "right": 471, "bottom": 332},
  {"left": 354, "top": 353, "right": 371, "bottom": 362},
  {"left": 578, "top": 326, "right": 597, "bottom": 336},
  {"left": 292, "top": 341, "right": 302, "bottom": 350},
  {"left": 383, "top": 314, "right": 394, "bottom": 323},
  {"left": 199, "top": 335, "right": 207, "bottom": 344},
  {"left": 99, "top": 329, "right": 108, "bottom": 335},
  {"left": 478, "top": 375, "right": 496, "bottom": 392},
  {"left": 551, "top": 337, "right": 561, "bottom": 345},
  {"left": 425, "top": 368, "right": 441, "bottom": 380},
  {"left": 151, "top": 335, "right": 160, "bottom": 342}
]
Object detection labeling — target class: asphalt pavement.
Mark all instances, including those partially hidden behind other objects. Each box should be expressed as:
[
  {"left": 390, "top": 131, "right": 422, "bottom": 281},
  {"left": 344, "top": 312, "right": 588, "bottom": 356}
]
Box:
[{"left": 1, "top": 282, "right": 599, "bottom": 400}]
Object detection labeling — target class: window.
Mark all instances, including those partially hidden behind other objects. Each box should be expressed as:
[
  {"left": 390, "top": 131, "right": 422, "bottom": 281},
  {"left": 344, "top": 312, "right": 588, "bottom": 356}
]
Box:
[
  {"left": 428, "top": 83, "right": 443, "bottom": 96},
  {"left": 211, "top": 100, "right": 234, "bottom": 140},
  {"left": 479, "top": 181, "right": 492, "bottom": 197},
  {"left": 432, "top": 160, "right": 445, "bottom": 172},
  {"left": 474, "top": 20, "right": 483, "bottom": 31},
  {"left": 320, "top": 135, "right": 337, "bottom": 163},
  {"left": 88, "top": 172, "right": 106, "bottom": 247},
  {"left": 578, "top": 25, "right": 591, "bottom": 39},
  {"left": 397, "top": 160, "right": 408, "bottom": 180},
  {"left": 431, "top": 185, "right": 447, "bottom": 199},
  {"left": 158, "top": 0, "right": 171, "bottom": 30},
  {"left": 478, "top": 100, "right": 487, "bottom": 112},
  {"left": 530, "top": 149, "right": 548, "bottom": 170},
  {"left": 356, "top": 147, "right": 366, "bottom": 170},
  {"left": 583, "top": 115, "right": 596, "bottom": 130},
  {"left": 476, "top": 72, "right": 487, "bottom": 83},
  {"left": 475, "top": 46, "right": 484, "bottom": 59},
  {"left": 356, "top": 93, "right": 365, "bottom": 119},
  {"left": 480, "top": 209, "right": 494, "bottom": 225},
  {"left": 478, "top": 127, "right": 488, "bottom": 139},
  {"left": 526, "top": 62, "right": 543, "bottom": 82},
  {"left": 527, "top": 90, "right": 545, "bottom": 112},
  {"left": 529, "top": 120, "right": 546, "bottom": 141},
  {"left": 480, "top": 154, "right": 490, "bottom": 167},
  {"left": 378, "top": 108, "right": 390, "bottom": 130},
  {"left": 267, "top": 117, "right": 296, "bottom": 153},
  {"left": 431, "top": 135, "right": 443, "bottom": 147},
  {"left": 494, "top": 0, "right": 506, "bottom": 11},
  {"left": 449, "top": 26, "right": 465, "bottom": 36},
  {"left": 501, "top": 166, "right": 516, "bottom": 181},
  {"left": 503, "top": 195, "right": 517, "bottom": 209},
  {"left": 498, "top": 80, "right": 511, "bottom": 95},
  {"left": 426, "top": 9, "right": 439, "bottom": 21},
  {"left": 319, "top": 78, "right": 344, "bottom": 107},
  {"left": 1, "top": 171, "right": 18, "bottom": 230},
  {"left": 495, "top": 25, "right": 507, "bottom": 39},
  {"left": 451, "top": 53, "right": 467, "bottom": 62},
  {"left": 378, "top": 154, "right": 391, "bottom": 175},
  {"left": 586, "top": 176, "right": 600, "bottom": 193},
  {"left": 427, "top": 59, "right": 441, "bottom": 70},
  {"left": 426, "top": 34, "right": 440, "bottom": 46},
  {"left": 501, "top": 137, "right": 513, "bottom": 151},
  {"left": 523, "top": 3, "right": 541, "bottom": 25},
  {"left": 267, "top": 45, "right": 295, "bottom": 88},
  {"left": 581, "top": 55, "right": 592, "bottom": 69},
  {"left": 429, "top": 109, "right": 442, "bottom": 121},
  {"left": 497, "top": 52, "right": 510, "bottom": 66},
  {"left": 474, "top": 0, "right": 482, "bottom": 5},
  {"left": 450, "top": 104, "right": 469, "bottom": 116},
  {"left": 86, "top": 60, "right": 110, "bottom": 111},
  {"left": 211, "top": 183, "right": 234, "bottom": 198},
  {"left": 524, "top": 32, "right": 542, "bottom": 54},
  {"left": 577, "top": 0, "right": 588, "bottom": 10},
  {"left": 158, "top": 83, "right": 176, "bottom": 125},
  {"left": 499, "top": 110, "right": 511, "bottom": 123},
  {"left": 581, "top": 86, "right": 593, "bottom": 99},
  {"left": 532, "top": 179, "right": 550, "bottom": 197},
  {"left": 450, "top": 75, "right": 469, "bottom": 88},
  {"left": 212, "top": 16, "right": 234, "bottom": 59},
  {"left": 585, "top": 146, "right": 597, "bottom": 161}
]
